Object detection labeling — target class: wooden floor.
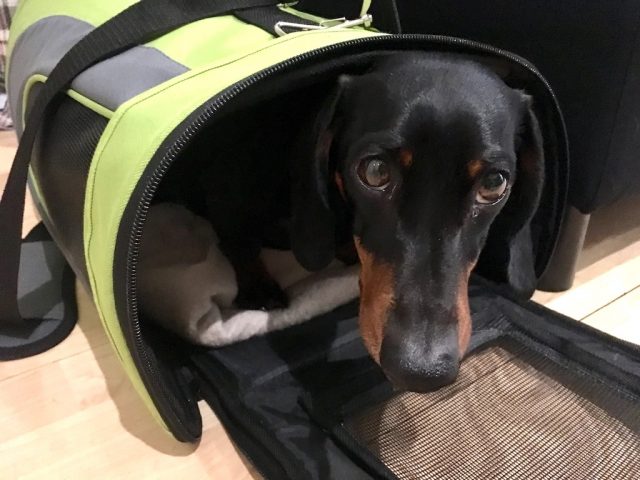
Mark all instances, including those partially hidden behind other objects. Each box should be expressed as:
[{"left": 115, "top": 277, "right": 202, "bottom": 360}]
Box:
[{"left": 1, "top": 130, "right": 639, "bottom": 478}]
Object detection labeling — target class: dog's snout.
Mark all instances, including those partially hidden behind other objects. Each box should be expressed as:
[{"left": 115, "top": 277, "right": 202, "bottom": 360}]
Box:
[
  {"left": 382, "top": 351, "right": 459, "bottom": 392},
  {"left": 379, "top": 321, "right": 460, "bottom": 392}
]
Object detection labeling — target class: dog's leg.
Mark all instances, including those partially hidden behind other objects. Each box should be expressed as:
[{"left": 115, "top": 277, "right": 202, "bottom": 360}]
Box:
[{"left": 221, "top": 241, "right": 289, "bottom": 311}]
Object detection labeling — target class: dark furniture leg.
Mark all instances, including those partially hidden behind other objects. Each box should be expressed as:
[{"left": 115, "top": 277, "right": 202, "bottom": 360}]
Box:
[{"left": 537, "top": 207, "right": 590, "bottom": 292}]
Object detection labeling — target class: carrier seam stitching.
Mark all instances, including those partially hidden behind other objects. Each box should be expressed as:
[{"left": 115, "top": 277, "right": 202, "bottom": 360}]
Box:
[{"left": 22, "top": 75, "right": 115, "bottom": 125}]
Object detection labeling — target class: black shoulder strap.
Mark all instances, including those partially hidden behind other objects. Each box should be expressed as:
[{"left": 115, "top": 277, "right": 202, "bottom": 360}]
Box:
[
  {"left": 0, "top": 0, "right": 279, "bottom": 352},
  {"left": 233, "top": 6, "right": 317, "bottom": 35}
]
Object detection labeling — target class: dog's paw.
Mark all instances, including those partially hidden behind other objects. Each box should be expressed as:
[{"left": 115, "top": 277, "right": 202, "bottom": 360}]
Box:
[{"left": 235, "top": 280, "right": 289, "bottom": 311}]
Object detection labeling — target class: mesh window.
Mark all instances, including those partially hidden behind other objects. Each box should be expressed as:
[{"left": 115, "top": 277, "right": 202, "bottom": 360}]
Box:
[
  {"left": 29, "top": 83, "right": 108, "bottom": 285},
  {"left": 345, "top": 341, "right": 640, "bottom": 479}
]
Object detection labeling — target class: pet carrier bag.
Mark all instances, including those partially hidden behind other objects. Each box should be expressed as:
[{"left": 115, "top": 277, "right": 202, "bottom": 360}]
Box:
[{"left": 2, "top": 0, "right": 639, "bottom": 478}]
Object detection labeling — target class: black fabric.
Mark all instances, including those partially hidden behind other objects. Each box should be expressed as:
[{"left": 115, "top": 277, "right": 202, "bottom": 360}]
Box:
[
  {"left": 0, "top": 0, "right": 280, "bottom": 329},
  {"left": 0, "top": 223, "right": 77, "bottom": 360},
  {"left": 27, "top": 83, "right": 107, "bottom": 289},
  {"left": 191, "top": 279, "right": 640, "bottom": 479},
  {"left": 394, "top": 0, "right": 640, "bottom": 213},
  {"left": 296, "top": 0, "right": 365, "bottom": 18},
  {"left": 191, "top": 302, "right": 383, "bottom": 480},
  {"left": 368, "top": 0, "right": 402, "bottom": 34}
]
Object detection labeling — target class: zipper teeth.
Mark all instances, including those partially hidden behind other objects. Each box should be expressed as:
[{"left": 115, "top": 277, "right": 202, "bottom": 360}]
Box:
[
  {"left": 122, "top": 33, "right": 567, "bottom": 441},
  {"left": 126, "top": 64, "right": 288, "bottom": 439}
]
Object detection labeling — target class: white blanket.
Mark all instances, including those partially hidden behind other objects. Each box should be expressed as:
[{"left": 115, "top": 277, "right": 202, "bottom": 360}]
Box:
[{"left": 138, "top": 203, "right": 360, "bottom": 346}]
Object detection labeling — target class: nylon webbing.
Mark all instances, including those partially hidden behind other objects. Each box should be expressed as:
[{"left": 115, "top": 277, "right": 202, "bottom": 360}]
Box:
[
  {"left": 234, "top": 6, "right": 316, "bottom": 36},
  {"left": 0, "top": 0, "right": 280, "bottom": 327}
]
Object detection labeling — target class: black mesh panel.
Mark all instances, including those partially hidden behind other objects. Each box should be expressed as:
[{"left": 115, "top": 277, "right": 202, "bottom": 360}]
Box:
[
  {"left": 28, "top": 83, "right": 108, "bottom": 286},
  {"left": 345, "top": 341, "right": 640, "bottom": 479}
]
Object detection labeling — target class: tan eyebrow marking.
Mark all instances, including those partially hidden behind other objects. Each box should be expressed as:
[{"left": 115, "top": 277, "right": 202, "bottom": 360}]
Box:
[
  {"left": 467, "top": 158, "right": 485, "bottom": 179},
  {"left": 399, "top": 148, "right": 414, "bottom": 168}
]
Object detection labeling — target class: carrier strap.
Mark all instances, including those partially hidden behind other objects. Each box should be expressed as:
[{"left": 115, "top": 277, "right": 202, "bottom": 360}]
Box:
[{"left": 0, "top": 0, "right": 281, "bottom": 334}]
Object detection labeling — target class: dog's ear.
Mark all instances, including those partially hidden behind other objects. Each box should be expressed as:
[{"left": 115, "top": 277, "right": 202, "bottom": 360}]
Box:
[
  {"left": 478, "top": 93, "right": 545, "bottom": 297},
  {"left": 290, "top": 78, "right": 347, "bottom": 271},
  {"left": 503, "top": 94, "right": 545, "bottom": 296}
]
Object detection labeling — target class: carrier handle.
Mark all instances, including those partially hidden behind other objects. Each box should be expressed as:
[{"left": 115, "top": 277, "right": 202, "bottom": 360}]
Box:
[{"left": 0, "top": 0, "right": 282, "bottom": 329}]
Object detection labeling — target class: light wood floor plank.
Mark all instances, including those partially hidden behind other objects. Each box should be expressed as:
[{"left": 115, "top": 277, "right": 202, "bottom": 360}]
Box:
[
  {"left": 0, "top": 285, "right": 107, "bottom": 381},
  {"left": 533, "top": 239, "right": 640, "bottom": 319},
  {"left": 0, "top": 398, "right": 253, "bottom": 479},
  {"left": 583, "top": 286, "right": 640, "bottom": 345}
]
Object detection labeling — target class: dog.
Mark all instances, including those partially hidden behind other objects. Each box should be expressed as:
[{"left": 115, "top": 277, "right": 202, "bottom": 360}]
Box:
[{"left": 155, "top": 51, "right": 544, "bottom": 392}]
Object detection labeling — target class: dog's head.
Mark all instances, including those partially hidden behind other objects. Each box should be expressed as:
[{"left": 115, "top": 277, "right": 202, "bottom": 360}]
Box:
[{"left": 291, "top": 53, "right": 544, "bottom": 392}]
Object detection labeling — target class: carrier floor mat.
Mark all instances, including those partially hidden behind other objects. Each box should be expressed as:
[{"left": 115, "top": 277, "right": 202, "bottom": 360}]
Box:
[
  {"left": 191, "top": 280, "right": 640, "bottom": 479},
  {"left": 345, "top": 341, "right": 640, "bottom": 479}
]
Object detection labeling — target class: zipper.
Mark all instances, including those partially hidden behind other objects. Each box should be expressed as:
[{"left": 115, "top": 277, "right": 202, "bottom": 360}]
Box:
[{"left": 119, "top": 33, "right": 568, "bottom": 447}]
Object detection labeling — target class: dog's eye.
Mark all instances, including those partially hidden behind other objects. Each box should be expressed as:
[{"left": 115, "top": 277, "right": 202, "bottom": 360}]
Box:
[
  {"left": 476, "top": 171, "right": 509, "bottom": 204},
  {"left": 357, "top": 157, "right": 391, "bottom": 189}
]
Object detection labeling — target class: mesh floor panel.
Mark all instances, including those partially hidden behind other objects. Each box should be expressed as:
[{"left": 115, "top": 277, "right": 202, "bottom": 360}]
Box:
[{"left": 345, "top": 343, "right": 640, "bottom": 479}]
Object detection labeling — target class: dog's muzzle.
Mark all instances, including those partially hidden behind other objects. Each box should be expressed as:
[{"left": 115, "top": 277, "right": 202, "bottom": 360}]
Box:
[{"left": 378, "top": 310, "right": 462, "bottom": 392}]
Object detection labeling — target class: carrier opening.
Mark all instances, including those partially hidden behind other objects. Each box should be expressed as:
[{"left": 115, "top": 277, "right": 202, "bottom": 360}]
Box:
[{"left": 108, "top": 43, "right": 567, "bottom": 446}]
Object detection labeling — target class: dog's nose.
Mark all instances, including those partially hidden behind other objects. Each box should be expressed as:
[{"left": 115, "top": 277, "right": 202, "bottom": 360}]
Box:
[
  {"left": 381, "top": 350, "right": 459, "bottom": 392},
  {"left": 379, "top": 325, "right": 460, "bottom": 392}
]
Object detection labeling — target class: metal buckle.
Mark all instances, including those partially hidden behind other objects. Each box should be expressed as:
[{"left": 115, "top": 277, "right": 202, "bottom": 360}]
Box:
[{"left": 274, "top": 13, "right": 373, "bottom": 37}]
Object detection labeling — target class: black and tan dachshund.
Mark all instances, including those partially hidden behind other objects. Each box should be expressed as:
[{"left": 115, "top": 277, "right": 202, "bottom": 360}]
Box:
[{"left": 162, "top": 51, "right": 544, "bottom": 392}]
